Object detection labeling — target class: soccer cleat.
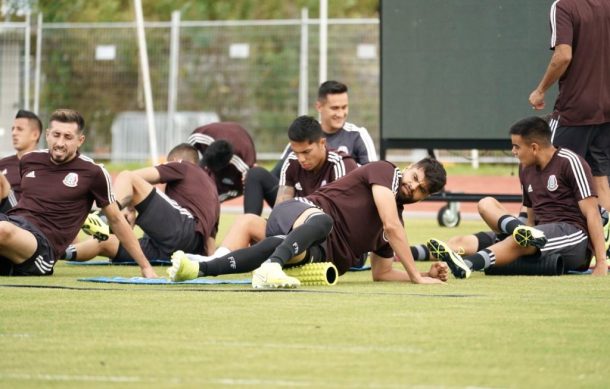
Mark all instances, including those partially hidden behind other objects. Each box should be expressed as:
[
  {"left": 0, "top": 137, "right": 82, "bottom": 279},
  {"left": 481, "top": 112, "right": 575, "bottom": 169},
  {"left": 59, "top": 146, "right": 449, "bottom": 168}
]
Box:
[
  {"left": 252, "top": 262, "right": 301, "bottom": 289},
  {"left": 512, "top": 225, "right": 547, "bottom": 248},
  {"left": 81, "top": 211, "right": 110, "bottom": 241},
  {"left": 426, "top": 238, "right": 472, "bottom": 279},
  {"left": 284, "top": 262, "right": 338, "bottom": 286},
  {"left": 167, "top": 251, "right": 200, "bottom": 281}
]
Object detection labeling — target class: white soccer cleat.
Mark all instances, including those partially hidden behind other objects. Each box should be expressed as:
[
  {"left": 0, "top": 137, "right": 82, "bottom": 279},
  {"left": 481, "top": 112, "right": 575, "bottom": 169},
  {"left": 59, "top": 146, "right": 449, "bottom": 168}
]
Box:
[{"left": 252, "top": 262, "right": 301, "bottom": 289}]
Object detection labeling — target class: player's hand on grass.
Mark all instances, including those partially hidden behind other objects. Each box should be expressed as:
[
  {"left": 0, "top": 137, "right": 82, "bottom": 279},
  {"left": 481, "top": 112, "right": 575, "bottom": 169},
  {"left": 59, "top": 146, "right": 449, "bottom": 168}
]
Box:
[
  {"left": 428, "top": 262, "right": 449, "bottom": 282},
  {"left": 141, "top": 266, "right": 158, "bottom": 278},
  {"left": 591, "top": 260, "right": 608, "bottom": 277}
]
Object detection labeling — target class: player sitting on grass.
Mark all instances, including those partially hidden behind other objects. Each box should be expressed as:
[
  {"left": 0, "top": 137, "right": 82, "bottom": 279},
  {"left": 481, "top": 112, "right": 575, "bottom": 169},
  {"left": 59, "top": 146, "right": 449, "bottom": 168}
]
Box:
[
  {"left": 0, "top": 109, "right": 156, "bottom": 277},
  {"left": 169, "top": 158, "right": 450, "bottom": 288},
  {"left": 427, "top": 116, "right": 608, "bottom": 278},
  {"left": 62, "top": 143, "right": 219, "bottom": 265}
]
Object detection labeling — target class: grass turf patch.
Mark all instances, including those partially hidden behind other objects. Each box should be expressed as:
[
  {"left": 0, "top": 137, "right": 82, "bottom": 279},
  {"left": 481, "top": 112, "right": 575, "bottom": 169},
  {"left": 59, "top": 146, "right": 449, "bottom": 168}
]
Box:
[{"left": 1, "top": 218, "right": 610, "bottom": 388}]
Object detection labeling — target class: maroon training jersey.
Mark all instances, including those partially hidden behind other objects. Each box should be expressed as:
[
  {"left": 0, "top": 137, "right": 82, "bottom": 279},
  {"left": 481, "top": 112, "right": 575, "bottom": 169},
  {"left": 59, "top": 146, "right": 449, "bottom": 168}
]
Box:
[
  {"left": 156, "top": 160, "right": 220, "bottom": 240},
  {"left": 520, "top": 147, "right": 594, "bottom": 235},
  {"left": 278, "top": 150, "right": 358, "bottom": 197},
  {"left": 187, "top": 122, "right": 256, "bottom": 200},
  {"left": 302, "top": 160, "right": 403, "bottom": 274},
  {"left": 550, "top": 0, "right": 610, "bottom": 126},
  {"left": 0, "top": 154, "right": 21, "bottom": 210},
  {"left": 9, "top": 150, "right": 115, "bottom": 259}
]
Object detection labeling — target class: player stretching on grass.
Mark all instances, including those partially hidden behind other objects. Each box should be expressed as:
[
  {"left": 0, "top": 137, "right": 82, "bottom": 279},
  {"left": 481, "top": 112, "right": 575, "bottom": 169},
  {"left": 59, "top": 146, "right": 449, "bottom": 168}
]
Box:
[
  {"left": 183, "top": 115, "right": 358, "bottom": 263},
  {"left": 0, "top": 109, "right": 156, "bottom": 277},
  {"left": 64, "top": 144, "right": 219, "bottom": 265},
  {"left": 170, "top": 158, "right": 449, "bottom": 288},
  {"left": 428, "top": 116, "right": 608, "bottom": 278}
]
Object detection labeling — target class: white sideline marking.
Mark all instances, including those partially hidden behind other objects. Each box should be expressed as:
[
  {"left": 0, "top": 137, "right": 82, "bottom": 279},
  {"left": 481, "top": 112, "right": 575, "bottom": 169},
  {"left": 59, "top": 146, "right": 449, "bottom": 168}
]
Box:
[
  {"left": 203, "top": 339, "right": 422, "bottom": 354},
  {"left": 0, "top": 372, "right": 141, "bottom": 383}
]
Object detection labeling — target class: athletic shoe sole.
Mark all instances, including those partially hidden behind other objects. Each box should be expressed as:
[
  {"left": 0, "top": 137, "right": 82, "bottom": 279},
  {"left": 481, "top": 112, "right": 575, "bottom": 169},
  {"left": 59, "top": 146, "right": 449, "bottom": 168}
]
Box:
[{"left": 426, "top": 238, "right": 472, "bottom": 279}]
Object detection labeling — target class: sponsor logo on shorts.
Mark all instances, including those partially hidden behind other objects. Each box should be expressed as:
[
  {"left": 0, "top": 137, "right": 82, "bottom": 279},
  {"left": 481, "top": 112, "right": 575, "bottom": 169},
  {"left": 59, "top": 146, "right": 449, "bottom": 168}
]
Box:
[
  {"left": 547, "top": 175, "right": 558, "bottom": 192},
  {"left": 527, "top": 184, "right": 533, "bottom": 193},
  {"left": 63, "top": 172, "right": 79, "bottom": 188}
]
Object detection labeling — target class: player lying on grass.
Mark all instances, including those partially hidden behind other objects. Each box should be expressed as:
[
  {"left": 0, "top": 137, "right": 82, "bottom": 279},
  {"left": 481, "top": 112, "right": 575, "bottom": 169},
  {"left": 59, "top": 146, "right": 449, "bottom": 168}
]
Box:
[
  {"left": 427, "top": 116, "right": 608, "bottom": 278},
  {"left": 0, "top": 109, "right": 156, "bottom": 277},
  {"left": 61, "top": 144, "right": 220, "bottom": 266},
  {"left": 169, "top": 158, "right": 450, "bottom": 288}
]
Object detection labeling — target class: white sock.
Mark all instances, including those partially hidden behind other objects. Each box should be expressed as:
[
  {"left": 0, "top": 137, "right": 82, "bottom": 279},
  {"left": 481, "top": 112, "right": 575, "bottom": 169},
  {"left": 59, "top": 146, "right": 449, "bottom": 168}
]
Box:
[
  {"left": 213, "top": 246, "right": 230, "bottom": 258},
  {"left": 184, "top": 253, "right": 213, "bottom": 263}
]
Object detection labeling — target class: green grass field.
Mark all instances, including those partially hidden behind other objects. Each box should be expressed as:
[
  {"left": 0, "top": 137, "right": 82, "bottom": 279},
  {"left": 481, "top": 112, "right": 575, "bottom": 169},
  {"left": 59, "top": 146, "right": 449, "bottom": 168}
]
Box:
[{"left": 1, "top": 216, "right": 610, "bottom": 388}]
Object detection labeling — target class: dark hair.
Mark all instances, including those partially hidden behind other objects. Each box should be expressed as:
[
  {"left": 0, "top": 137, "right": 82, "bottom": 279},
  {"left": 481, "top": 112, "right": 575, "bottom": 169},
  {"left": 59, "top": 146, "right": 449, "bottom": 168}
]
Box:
[
  {"left": 202, "top": 140, "right": 233, "bottom": 172},
  {"left": 509, "top": 116, "right": 551, "bottom": 146},
  {"left": 15, "top": 109, "right": 42, "bottom": 141},
  {"left": 288, "top": 116, "right": 323, "bottom": 143},
  {"left": 413, "top": 158, "right": 447, "bottom": 194},
  {"left": 317, "top": 80, "right": 348, "bottom": 101},
  {"left": 49, "top": 109, "right": 85, "bottom": 133},
  {"left": 168, "top": 143, "right": 199, "bottom": 164}
]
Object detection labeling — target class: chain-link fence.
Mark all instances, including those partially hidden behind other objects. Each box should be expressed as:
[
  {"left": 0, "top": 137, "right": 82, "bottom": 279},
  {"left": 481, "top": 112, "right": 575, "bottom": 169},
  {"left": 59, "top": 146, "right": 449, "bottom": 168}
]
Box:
[{"left": 2, "top": 16, "right": 380, "bottom": 161}]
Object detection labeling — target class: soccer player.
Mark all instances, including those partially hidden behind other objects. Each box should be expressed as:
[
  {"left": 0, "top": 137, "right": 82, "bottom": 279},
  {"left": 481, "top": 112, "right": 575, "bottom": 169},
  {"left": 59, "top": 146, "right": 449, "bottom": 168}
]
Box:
[
  {"left": 0, "top": 109, "right": 156, "bottom": 277},
  {"left": 0, "top": 109, "right": 42, "bottom": 213},
  {"left": 243, "top": 80, "right": 378, "bottom": 215},
  {"left": 170, "top": 158, "right": 449, "bottom": 288},
  {"left": 64, "top": 143, "right": 219, "bottom": 264},
  {"left": 187, "top": 122, "right": 256, "bottom": 202},
  {"left": 428, "top": 116, "right": 608, "bottom": 278},
  {"left": 181, "top": 115, "right": 358, "bottom": 263}
]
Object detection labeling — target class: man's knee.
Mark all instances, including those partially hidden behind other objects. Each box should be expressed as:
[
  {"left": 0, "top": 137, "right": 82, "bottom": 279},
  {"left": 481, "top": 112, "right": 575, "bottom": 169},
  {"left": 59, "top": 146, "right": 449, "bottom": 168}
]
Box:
[
  {"left": 306, "top": 213, "right": 333, "bottom": 236},
  {"left": 0, "top": 221, "right": 18, "bottom": 242}
]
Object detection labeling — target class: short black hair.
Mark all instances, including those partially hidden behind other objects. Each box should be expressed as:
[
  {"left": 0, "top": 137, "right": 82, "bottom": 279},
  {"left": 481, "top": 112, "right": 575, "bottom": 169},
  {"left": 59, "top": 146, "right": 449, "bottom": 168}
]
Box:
[
  {"left": 49, "top": 109, "right": 85, "bottom": 133},
  {"left": 509, "top": 116, "right": 552, "bottom": 146},
  {"left": 288, "top": 116, "right": 323, "bottom": 143},
  {"left": 318, "top": 80, "right": 348, "bottom": 101},
  {"left": 168, "top": 143, "right": 199, "bottom": 164},
  {"left": 202, "top": 140, "right": 234, "bottom": 172},
  {"left": 413, "top": 158, "right": 447, "bottom": 194},
  {"left": 15, "top": 109, "right": 42, "bottom": 142}
]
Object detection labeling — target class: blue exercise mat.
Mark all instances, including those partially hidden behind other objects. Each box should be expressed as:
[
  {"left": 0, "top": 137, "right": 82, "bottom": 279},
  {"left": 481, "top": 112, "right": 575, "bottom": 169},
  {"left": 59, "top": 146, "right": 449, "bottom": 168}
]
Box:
[
  {"left": 66, "top": 259, "right": 171, "bottom": 266},
  {"left": 78, "top": 276, "right": 251, "bottom": 285},
  {"left": 349, "top": 265, "right": 371, "bottom": 272}
]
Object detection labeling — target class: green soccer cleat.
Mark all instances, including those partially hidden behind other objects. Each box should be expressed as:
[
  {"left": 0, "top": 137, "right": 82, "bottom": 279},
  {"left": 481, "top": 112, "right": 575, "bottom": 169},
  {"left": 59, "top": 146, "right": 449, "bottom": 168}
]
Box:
[
  {"left": 426, "top": 238, "right": 472, "bottom": 279},
  {"left": 512, "top": 225, "right": 547, "bottom": 248},
  {"left": 167, "top": 251, "right": 200, "bottom": 282},
  {"left": 81, "top": 211, "right": 110, "bottom": 241},
  {"left": 252, "top": 262, "right": 301, "bottom": 289}
]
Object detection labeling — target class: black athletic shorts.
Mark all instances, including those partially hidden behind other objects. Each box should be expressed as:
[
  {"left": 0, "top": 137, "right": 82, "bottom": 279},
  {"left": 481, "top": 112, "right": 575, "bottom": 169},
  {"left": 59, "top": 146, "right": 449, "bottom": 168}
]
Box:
[
  {"left": 265, "top": 199, "right": 329, "bottom": 264},
  {"left": 114, "top": 189, "right": 203, "bottom": 261},
  {"left": 0, "top": 214, "right": 55, "bottom": 276},
  {"left": 523, "top": 222, "right": 590, "bottom": 271},
  {"left": 551, "top": 122, "right": 610, "bottom": 176}
]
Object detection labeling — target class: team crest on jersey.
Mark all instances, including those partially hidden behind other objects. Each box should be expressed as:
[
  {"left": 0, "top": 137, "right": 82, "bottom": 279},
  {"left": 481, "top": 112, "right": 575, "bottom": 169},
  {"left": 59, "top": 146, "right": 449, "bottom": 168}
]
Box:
[
  {"left": 63, "top": 172, "right": 79, "bottom": 187},
  {"left": 337, "top": 145, "right": 349, "bottom": 154},
  {"left": 546, "top": 175, "right": 558, "bottom": 192}
]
